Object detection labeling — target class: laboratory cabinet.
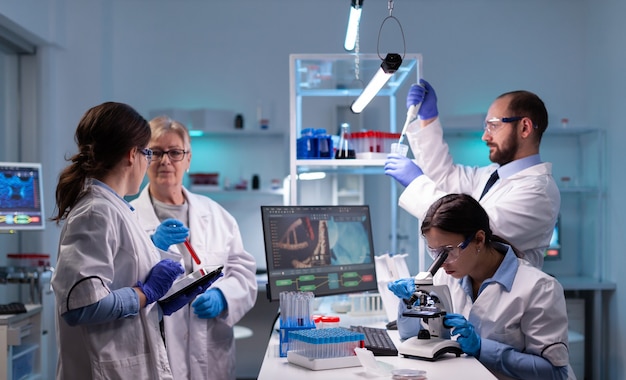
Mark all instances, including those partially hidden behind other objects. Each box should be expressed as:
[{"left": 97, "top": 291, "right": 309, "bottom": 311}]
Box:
[
  {"left": 0, "top": 305, "right": 42, "bottom": 380},
  {"left": 288, "top": 53, "right": 422, "bottom": 257}
]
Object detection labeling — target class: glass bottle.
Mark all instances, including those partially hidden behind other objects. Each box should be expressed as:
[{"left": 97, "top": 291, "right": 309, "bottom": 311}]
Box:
[{"left": 335, "top": 123, "right": 356, "bottom": 159}]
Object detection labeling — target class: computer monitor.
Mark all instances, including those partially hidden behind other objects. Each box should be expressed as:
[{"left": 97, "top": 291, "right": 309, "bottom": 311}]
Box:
[
  {"left": 544, "top": 216, "right": 561, "bottom": 260},
  {"left": 0, "top": 162, "right": 45, "bottom": 231},
  {"left": 261, "top": 205, "right": 378, "bottom": 301}
]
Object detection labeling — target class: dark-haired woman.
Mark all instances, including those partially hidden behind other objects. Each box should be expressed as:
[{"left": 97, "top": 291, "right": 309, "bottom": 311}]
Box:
[
  {"left": 389, "top": 193, "right": 574, "bottom": 380},
  {"left": 51, "top": 102, "right": 191, "bottom": 379}
]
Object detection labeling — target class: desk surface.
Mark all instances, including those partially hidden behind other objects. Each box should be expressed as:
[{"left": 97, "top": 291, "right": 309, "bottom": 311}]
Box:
[
  {"left": 258, "top": 311, "right": 496, "bottom": 380},
  {"left": 0, "top": 304, "right": 41, "bottom": 325}
]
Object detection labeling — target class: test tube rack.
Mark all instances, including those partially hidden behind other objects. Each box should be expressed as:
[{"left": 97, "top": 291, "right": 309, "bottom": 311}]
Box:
[{"left": 286, "top": 328, "right": 365, "bottom": 370}]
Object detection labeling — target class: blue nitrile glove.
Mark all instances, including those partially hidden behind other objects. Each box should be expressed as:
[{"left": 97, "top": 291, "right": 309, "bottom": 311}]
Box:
[
  {"left": 406, "top": 79, "right": 438, "bottom": 120},
  {"left": 192, "top": 288, "right": 227, "bottom": 319},
  {"left": 151, "top": 218, "right": 189, "bottom": 251},
  {"left": 443, "top": 313, "right": 481, "bottom": 357},
  {"left": 136, "top": 259, "right": 184, "bottom": 305},
  {"left": 387, "top": 278, "right": 416, "bottom": 300},
  {"left": 384, "top": 154, "right": 424, "bottom": 187}
]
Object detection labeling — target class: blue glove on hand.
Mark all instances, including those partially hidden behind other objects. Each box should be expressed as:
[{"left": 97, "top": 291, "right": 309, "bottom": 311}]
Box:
[
  {"left": 406, "top": 79, "right": 438, "bottom": 120},
  {"left": 159, "top": 285, "right": 205, "bottom": 316},
  {"left": 443, "top": 313, "right": 481, "bottom": 357},
  {"left": 387, "top": 278, "right": 415, "bottom": 300},
  {"left": 192, "top": 288, "right": 227, "bottom": 319},
  {"left": 384, "top": 154, "right": 424, "bottom": 187},
  {"left": 151, "top": 218, "right": 189, "bottom": 251},
  {"left": 159, "top": 272, "right": 222, "bottom": 316},
  {"left": 136, "top": 259, "right": 184, "bottom": 305}
]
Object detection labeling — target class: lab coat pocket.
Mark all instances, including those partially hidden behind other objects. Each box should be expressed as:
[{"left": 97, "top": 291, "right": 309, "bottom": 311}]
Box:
[
  {"left": 93, "top": 353, "right": 155, "bottom": 380},
  {"left": 208, "top": 318, "right": 235, "bottom": 343}
]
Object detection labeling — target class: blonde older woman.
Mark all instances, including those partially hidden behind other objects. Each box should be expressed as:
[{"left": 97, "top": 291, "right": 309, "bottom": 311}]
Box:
[{"left": 131, "top": 116, "right": 257, "bottom": 380}]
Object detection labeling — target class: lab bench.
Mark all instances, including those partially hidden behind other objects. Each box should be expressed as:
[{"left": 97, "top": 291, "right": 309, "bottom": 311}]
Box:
[{"left": 257, "top": 305, "right": 497, "bottom": 380}]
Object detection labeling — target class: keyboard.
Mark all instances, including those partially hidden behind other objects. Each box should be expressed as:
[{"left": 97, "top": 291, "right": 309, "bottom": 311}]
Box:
[
  {"left": 0, "top": 302, "right": 27, "bottom": 315},
  {"left": 349, "top": 325, "right": 398, "bottom": 356}
]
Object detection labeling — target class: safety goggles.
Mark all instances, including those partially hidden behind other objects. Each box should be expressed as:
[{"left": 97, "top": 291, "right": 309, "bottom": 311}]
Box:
[
  {"left": 138, "top": 147, "right": 154, "bottom": 163},
  {"left": 426, "top": 233, "right": 475, "bottom": 263},
  {"left": 483, "top": 116, "right": 524, "bottom": 136}
]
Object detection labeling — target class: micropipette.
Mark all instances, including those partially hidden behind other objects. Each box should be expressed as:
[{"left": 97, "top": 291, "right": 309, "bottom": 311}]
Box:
[
  {"left": 183, "top": 238, "right": 201, "bottom": 265},
  {"left": 397, "top": 83, "right": 425, "bottom": 144}
]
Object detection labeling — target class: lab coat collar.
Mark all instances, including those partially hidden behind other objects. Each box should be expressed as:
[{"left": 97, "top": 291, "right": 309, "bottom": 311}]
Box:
[
  {"left": 90, "top": 178, "right": 135, "bottom": 211},
  {"left": 497, "top": 154, "right": 542, "bottom": 180},
  {"left": 459, "top": 242, "right": 518, "bottom": 299}
]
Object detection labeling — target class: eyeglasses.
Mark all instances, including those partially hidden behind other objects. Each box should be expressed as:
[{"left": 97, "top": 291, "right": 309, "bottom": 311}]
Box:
[
  {"left": 151, "top": 149, "right": 188, "bottom": 162},
  {"left": 426, "top": 233, "right": 475, "bottom": 263},
  {"left": 483, "top": 116, "right": 524, "bottom": 136},
  {"left": 138, "top": 148, "right": 153, "bottom": 163}
]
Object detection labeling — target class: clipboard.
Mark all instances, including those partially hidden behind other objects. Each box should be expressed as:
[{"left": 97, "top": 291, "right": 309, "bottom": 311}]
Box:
[{"left": 158, "top": 265, "right": 223, "bottom": 304}]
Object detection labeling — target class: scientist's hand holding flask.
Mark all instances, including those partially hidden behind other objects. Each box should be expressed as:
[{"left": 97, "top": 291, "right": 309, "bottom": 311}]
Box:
[
  {"left": 151, "top": 218, "right": 189, "bottom": 251},
  {"left": 388, "top": 278, "right": 416, "bottom": 300},
  {"left": 407, "top": 79, "right": 438, "bottom": 120},
  {"left": 192, "top": 288, "right": 227, "bottom": 319},
  {"left": 384, "top": 155, "right": 424, "bottom": 187},
  {"left": 444, "top": 313, "right": 481, "bottom": 357},
  {"left": 136, "top": 259, "right": 184, "bottom": 305}
]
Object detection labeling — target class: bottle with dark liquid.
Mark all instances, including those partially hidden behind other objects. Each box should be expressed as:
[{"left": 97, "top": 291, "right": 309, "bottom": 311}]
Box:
[{"left": 335, "top": 123, "right": 356, "bottom": 159}]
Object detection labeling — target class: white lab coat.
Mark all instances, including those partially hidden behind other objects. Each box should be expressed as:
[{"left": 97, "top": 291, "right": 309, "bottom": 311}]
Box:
[
  {"left": 132, "top": 186, "right": 258, "bottom": 380},
  {"left": 396, "top": 245, "right": 574, "bottom": 379},
  {"left": 400, "top": 118, "right": 560, "bottom": 268},
  {"left": 52, "top": 182, "right": 173, "bottom": 380},
  {"left": 434, "top": 250, "right": 575, "bottom": 380}
]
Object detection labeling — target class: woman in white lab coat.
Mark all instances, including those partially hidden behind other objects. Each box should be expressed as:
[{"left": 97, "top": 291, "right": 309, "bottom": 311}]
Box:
[
  {"left": 389, "top": 194, "right": 575, "bottom": 380},
  {"left": 131, "top": 116, "right": 257, "bottom": 380},
  {"left": 51, "top": 102, "right": 186, "bottom": 379}
]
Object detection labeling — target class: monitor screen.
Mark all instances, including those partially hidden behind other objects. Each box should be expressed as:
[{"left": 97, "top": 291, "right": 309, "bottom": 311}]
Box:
[
  {"left": 544, "top": 216, "right": 561, "bottom": 260},
  {"left": 0, "top": 162, "right": 45, "bottom": 231},
  {"left": 261, "top": 205, "right": 378, "bottom": 301}
]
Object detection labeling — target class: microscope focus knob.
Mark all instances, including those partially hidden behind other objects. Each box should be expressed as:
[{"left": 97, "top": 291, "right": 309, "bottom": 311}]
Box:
[{"left": 417, "top": 329, "right": 431, "bottom": 340}]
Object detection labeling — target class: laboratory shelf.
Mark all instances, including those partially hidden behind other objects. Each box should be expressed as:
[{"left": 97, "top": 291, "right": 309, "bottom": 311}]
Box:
[
  {"left": 295, "top": 159, "right": 386, "bottom": 167},
  {"left": 190, "top": 130, "right": 285, "bottom": 137},
  {"left": 558, "top": 186, "right": 605, "bottom": 194}
]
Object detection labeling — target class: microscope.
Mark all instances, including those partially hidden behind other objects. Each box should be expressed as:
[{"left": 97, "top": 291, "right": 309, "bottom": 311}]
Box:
[{"left": 397, "top": 251, "right": 463, "bottom": 361}]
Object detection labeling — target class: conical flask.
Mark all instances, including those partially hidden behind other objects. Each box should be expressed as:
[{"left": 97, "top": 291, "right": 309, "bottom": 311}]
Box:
[{"left": 335, "top": 123, "right": 356, "bottom": 159}]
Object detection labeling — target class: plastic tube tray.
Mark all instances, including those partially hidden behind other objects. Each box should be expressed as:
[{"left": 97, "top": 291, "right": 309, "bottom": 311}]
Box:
[
  {"left": 279, "top": 325, "right": 315, "bottom": 357},
  {"left": 287, "top": 351, "right": 361, "bottom": 371}
]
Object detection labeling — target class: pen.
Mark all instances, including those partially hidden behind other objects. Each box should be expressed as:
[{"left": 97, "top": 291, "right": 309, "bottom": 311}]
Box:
[{"left": 183, "top": 238, "right": 201, "bottom": 265}]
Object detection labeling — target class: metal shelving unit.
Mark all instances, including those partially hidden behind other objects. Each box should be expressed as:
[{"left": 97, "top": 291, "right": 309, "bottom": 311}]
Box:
[{"left": 288, "top": 53, "right": 422, "bottom": 255}]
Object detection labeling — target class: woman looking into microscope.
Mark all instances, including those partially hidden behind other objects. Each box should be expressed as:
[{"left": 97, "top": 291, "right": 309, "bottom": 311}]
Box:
[{"left": 388, "top": 193, "right": 574, "bottom": 380}]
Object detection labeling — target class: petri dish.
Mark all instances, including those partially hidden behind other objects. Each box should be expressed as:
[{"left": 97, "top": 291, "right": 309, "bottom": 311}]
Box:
[{"left": 391, "top": 368, "right": 427, "bottom": 380}]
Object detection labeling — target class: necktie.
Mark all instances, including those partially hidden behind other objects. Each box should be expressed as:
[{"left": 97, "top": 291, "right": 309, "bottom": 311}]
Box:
[{"left": 479, "top": 171, "right": 499, "bottom": 200}]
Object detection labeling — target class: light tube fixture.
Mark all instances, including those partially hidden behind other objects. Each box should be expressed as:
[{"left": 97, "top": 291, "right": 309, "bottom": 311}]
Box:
[
  {"left": 350, "top": 53, "right": 402, "bottom": 114},
  {"left": 344, "top": 0, "right": 363, "bottom": 51}
]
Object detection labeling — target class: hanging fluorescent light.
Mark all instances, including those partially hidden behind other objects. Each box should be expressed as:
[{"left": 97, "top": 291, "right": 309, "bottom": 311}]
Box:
[
  {"left": 350, "top": 53, "right": 402, "bottom": 114},
  {"left": 344, "top": 0, "right": 363, "bottom": 51}
]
